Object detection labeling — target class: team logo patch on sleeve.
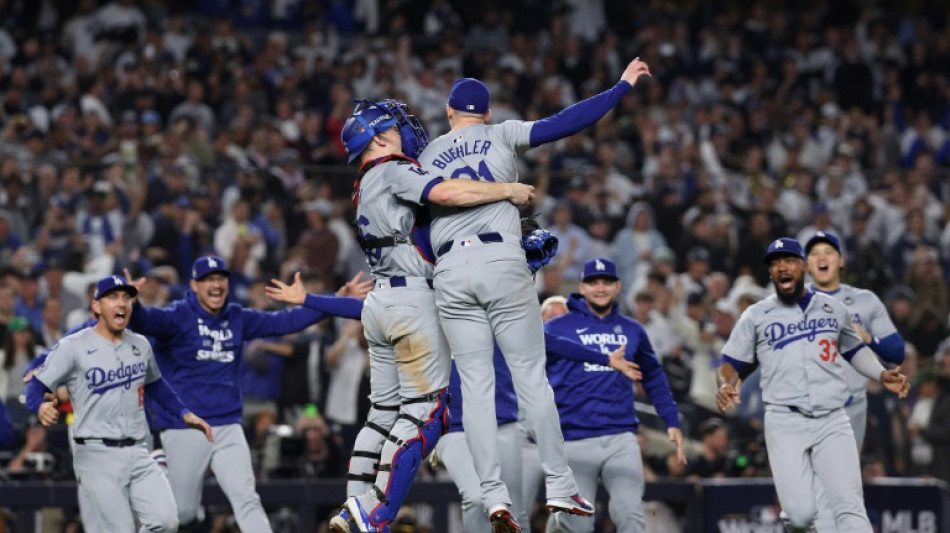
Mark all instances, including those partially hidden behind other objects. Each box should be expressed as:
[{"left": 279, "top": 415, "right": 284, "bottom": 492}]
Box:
[{"left": 822, "top": 303, "right": 834, "bottom": 313}]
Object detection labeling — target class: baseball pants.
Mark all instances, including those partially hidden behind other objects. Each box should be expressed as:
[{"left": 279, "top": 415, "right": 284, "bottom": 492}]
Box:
[
  {"left": 73, "top": 441, "right": 178, "bottom": 533},
  {"left": 548, "top": 433, "right": 646, "bottom": 533},
  {"left": 435, "top": 239, "right": 578, "bottom": 513},
  {"left": 68, "top": 425, "right": 103, "bottom": 532},
  {"left": 813, "top": 394, "right": 868, "bottom": 533},
  {"left": 764, "top": 406, "right": 871, "bottom": 532},
  {"left": 162, "top": 424, "right": 271, "bottom": 532},
  {"left": 437, "top": 423, "right": 525, "bottom": 533}
]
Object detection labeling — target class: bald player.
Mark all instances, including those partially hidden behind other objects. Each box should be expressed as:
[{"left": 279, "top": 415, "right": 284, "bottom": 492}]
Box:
[
  {"left": 717, "top": 238, "right": 909, "bottom": 532},
  {"left": 804, "top": 231, "right": 905, "bottom": 532},
  {"left": 417, "top": 58, "right": 652, "bottom": 531}
]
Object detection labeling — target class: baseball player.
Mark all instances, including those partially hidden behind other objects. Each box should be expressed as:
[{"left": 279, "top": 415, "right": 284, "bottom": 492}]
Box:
[
  {"left": 716, "top": 238, "right": 909, "bottom": 533},
  {"left": 544, "top": 258, "right": 685, "bottom": 533},
  {"left": 416, "top": 58, "right": 653, "bottom": 531},
  {"left": 328, "top": 97, "right": 534, "bottom": 533},
  {"left": 436, "top": 328, "right": 640, "bottom": 533},
  {"left": 24, "top": 275, "right": 213, "bottom": 533},
  {"left": 804, "top": 231, "right": 905, "bottom": 532},
  {"left": 122, "top": 256, "right": 358, "bottom": 533}
]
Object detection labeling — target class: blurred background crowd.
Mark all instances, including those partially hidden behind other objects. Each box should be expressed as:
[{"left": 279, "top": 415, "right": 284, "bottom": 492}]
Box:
[{"left": 0, "top": 0, "right": 949, "bottom": 531}]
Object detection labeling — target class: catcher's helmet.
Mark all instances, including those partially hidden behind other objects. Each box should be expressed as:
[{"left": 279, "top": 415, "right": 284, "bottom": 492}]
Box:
[{"left": 341, "top": 99, "right": 430, "bottom": 163}]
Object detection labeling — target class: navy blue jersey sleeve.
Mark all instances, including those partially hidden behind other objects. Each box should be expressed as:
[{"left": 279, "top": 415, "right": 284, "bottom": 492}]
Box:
[
  {"left": 129, "top": 301, "right": 179, "bottom": 338},
  {"left": 543, "top": 331, "right": 610, "bottom": 366},
  {"left": 529, "top": 81, "right": 632, "bottom": 146},
  {"left": 633, "top": 329, "right": 681, "bottom": 429},
  {"left": 240, "top": 306, "right": 327, "bottom": 340},
  {"left": 869, "top": 333, "right": 905, "bottom": 364},
  {"left": 303, "top": 294, "right": 364, "bottom": 320},
  {"left": 0, "top": 398, "right": 12, "bottom": 448},
  {"left": 144, "top": 378, "right": 189, "bottom": 418},
  {"left": 24, "top": 376, "right": 52, "bottom": 413}
]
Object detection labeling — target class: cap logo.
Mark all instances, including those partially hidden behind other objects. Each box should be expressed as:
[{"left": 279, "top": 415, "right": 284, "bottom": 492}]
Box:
[
  {"left": 207, "top": 258, "right": 217, "bottom": 268},
  {"left": 816, "top": 231, "right": 825, "bottom": 237},
  {"left": 113, "top": 276, "right": 123, "bottom": 286},
  {"left": 774, "top": 240, "right": 784, "bottom": 248},
  {"left": 595, "top": 259, "right": 606, "bottom": 271}
]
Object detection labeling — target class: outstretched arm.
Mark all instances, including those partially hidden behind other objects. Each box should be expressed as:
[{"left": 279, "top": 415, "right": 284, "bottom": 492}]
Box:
[
  {"left": 528, "top": 58, "right": 651, "bottom": 147},
  {"left": 543, "top": 332, "right": 640, "bottom": 381},
  {"left": 427, "top": 179, "right": 535, "bottom": 207},
  {"left": 266, "top": 272, "right": 365, "bottom": 320}
]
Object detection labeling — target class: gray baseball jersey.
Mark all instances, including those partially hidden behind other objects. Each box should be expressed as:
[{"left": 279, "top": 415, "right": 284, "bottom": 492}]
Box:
[
  {"left": 35, "top": 328, "right": 180, "bottom": 533},
  {"left": 356, "top": 158, "right": 438, "bottom": 278},
  {"left": 723, "top": 292, "right": 865, "bottom": 415},
  {"left": 34, "top": 328, "right": 160, "bottom": 440},
  {"left": 419, "top": 121, "right": 532, "bottom": 250},
  {"left": 418, "top": 122, "right": 581, "bottom": 515},
  {"left": 808, "top": 284, "right": 897, "bottom": 395}
]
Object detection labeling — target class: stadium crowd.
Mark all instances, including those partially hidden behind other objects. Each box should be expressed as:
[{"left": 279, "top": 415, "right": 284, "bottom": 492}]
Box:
[{"left": 0, "top": 0, "right": 949, "bottom": 531}]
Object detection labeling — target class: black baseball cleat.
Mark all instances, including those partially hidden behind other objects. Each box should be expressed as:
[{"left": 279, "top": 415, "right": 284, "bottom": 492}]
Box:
[{"left": 489, "top": 505, "right": 522, "bottom": 533}]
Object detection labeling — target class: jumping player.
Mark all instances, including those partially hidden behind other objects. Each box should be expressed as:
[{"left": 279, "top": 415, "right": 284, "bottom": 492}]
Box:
[
  {"left": 123, "top": 257, "right": 366, "bottom": 532},
  {"left": 804, "top": 231, "right": 905, "bottom": 532},
  {"left": 544, "top": 258, "right": 685, "bottom": 533},
  {"left": 717, "top": 238, "right": 909, "bottom": 532},
  {"left": 416, "top": 57, "right": 653, "bottom": 531},
  {"left": 24, "top": 275, "right": 213, "bottom": 533},
  {"left": 329, "top": 98, "right": 533, "bottom": 532}
]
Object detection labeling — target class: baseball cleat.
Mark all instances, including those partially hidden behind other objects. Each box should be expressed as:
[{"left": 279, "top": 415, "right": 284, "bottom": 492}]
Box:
[
  {"left": 329, "top": 507, "right": 358, "bottom": 533},
  {"left": 489, "top": 505, "right": 522, "bottom": 532},
  {"left": 345, "top": 496, "right": 388, "bottom": 532},
  {"left": 546, "top": 493, "right": 595, "bottom": 516}
]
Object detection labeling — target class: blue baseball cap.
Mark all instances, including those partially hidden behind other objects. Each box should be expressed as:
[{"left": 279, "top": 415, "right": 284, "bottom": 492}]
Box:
[
  {"left": 94, "top": 275, "right": 138, "bottom": 300},
  {"left": 447, "top": 78, "right": 490, "bottom": 114},
  {"left": 581, "top": 257, "right": 619, "bottom": 282},
  {"left": 804, "top": 231, "right": 842, "bottom": 256},
  {"left": 762, "top": 238, "right": 806, "bottom": 264},
  {"left": 191, "top": 255, "right": 229, "bottom": 280}
]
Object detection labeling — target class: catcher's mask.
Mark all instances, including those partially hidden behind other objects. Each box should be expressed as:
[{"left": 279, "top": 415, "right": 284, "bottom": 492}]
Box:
[{"left": 341, "top": 99, "right": 429, "bottom": 163}]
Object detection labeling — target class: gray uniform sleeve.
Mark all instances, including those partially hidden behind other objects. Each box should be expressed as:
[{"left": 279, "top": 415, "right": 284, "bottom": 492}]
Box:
[
  {"left": 838, "top": 309, "right": 865, "bottom": 355},
  {"left": 33, "top": 341, "right": 76, "bottom": 389},
  {"left": 496, "top": 120, "right": 533, "bottom": 155},
  {"left": 866, "top": 293, "right": 898, "bottom": 339},
  {"left": 144, "top": 343, "right": 162, "bottom": 385},
  {"left": 721, "top": 308, "right": 757, "bottom": 364},
  {"left": 389, "top": 164, "right": 441, "bottom": 205}
]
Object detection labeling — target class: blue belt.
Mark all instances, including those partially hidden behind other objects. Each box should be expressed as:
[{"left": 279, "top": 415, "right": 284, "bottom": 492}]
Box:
[
  {"left": 388, "top": 276, "right": 433, "bottom": 289},
  {"left": 436, "top": 232, "right": 503, "bottom": 256},
  {"left": 844, "top": 395, "right": 854, "bottom": 407},
  {"left": 787, "top": 406, "right": 818, "bottom": 419}
]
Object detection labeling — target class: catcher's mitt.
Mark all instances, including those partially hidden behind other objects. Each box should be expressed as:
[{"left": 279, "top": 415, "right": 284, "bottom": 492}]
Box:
[{"left": 521, "top": 217, "right": 559, "bottom": 273}]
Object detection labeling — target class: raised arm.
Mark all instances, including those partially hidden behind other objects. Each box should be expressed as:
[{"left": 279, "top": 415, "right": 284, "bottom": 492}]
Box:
[
  {"left": 266, "top": 271, "right": 366, "bottom": 320},
  {"left": 528, "top": 58, "right": 651, "bottom": 147},
  {"left": 543, "top": 331, "right": 640, "bottom": 381}
]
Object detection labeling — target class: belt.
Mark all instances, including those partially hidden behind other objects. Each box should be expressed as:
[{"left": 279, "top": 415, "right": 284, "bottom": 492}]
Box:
[
  {"left": 403, "top": 388, "right": 448, "bottom": 405},
  {"left": 765, "top": 404, "right": 820, "bottom": 419},
  {"left": 844, "top": 395, "right": 854, "bottom": 407},
  {"left": 74, "top": 437, "right": 139, "bottom": 447},
  {"left": 374, "top": 277, "right": 433, "bottom": 290},
  {"left": 436, "top": 232, "right": 503, "bottom": 256}
]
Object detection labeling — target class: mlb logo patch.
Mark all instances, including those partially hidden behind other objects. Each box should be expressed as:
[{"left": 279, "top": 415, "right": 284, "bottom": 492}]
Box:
[
  {"left": 460, "top": 239, "right": 473, "bottom": 247},
  {"left": 466, "top": 104, "right": 474, "bottom": 110}
]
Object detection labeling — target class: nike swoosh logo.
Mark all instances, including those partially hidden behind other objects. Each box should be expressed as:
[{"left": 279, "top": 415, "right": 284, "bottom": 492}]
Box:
[
  {"left": 764, "top": 308, "right": 777, "bottom": 314},
  {"left": 576, "top": 328, "right": 589, "bottom": 334},
  {"left": 86, "top": 349, "right": 97, "bottom": 354}
]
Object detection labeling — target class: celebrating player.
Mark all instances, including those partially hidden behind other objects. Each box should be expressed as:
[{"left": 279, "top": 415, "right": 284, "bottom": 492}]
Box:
[
  {"left": 122, "top": 257, "right": 367, "bottom": 533},
  {"left": 716, "top": 238, "right": 910, "bottom": 532},
  {"left": 327, "top": 98, "right": 533, "bottom": 533},
  {"left": 804, "top": 231, "right": 905, "bottom": 531},
  {"left": 24, "top": 275, "right": 213, "bottom": 533},
  {"left": 543, "top": 258, "right": 685, "bottom": 533},
  {"left": 416, "top": 57, "right": 653, "bottom": 531}
]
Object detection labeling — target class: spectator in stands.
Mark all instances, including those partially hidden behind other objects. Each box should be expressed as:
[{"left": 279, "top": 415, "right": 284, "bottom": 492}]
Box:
[
  {"left": 14, "top": 269, "right": 44, "bottom": 333},
  {"left": 613, "top": 202, "right": 667, "bottom": 303},
  {"left": 908, "top": 368, "right": 950, "bottom": 482},
  {"left": 6, "top": 416, "right": 69, "bottom": 480},
  {"left": 0, "top": 316, "right": 43, "bottom": 404},
  {"left": 686, "top": 418, "right": 730, "bottom": 479},
  {"left": 38, "top": 299, "right": 63, "bottom": 348},
  {"left": 297, "top": 200, "right": 339, "bottom": 279}
]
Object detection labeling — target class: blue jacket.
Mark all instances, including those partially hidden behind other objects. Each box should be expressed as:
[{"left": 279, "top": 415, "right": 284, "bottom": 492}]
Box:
[
  {"left": 544, "top": 294, "right": 681, "bottom": 441},
  {"left": 129, "top": 292, "right": 328, "bottom": 428}
]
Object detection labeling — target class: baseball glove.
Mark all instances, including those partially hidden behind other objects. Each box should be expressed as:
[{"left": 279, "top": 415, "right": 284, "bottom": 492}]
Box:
[{"left": 521, "top": 217, "right": 559, "bottom": 273}]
